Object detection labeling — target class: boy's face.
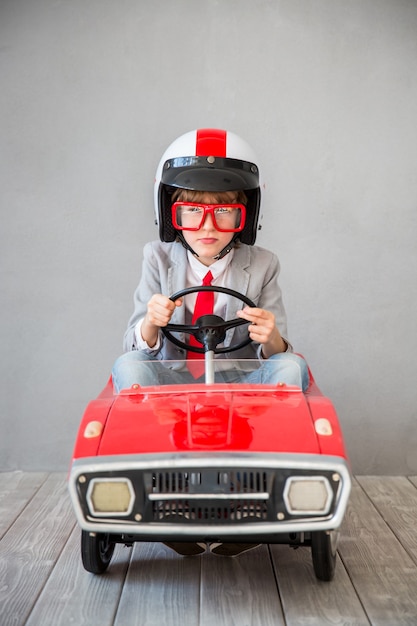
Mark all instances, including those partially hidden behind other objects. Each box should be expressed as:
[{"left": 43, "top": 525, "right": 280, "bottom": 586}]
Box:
[{"left": 179, "top": 192, "right": 237, "bottom": 266}]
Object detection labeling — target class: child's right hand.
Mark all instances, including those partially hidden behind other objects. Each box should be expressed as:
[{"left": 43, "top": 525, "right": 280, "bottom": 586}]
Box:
[
  {"left": 145, "top": 294, "right": 183, "bottom": 329},
  {"left": 140, "top": 294, "right": 182, "bottom": 349}
]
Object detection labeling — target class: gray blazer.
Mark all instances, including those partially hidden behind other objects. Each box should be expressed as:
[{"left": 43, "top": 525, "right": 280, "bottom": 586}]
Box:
[{"left": 123, "top": 240, "right": 291, "bottom": 361}]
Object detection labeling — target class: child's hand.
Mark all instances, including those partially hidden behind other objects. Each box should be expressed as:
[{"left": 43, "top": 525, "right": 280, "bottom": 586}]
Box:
[
  {"left": 145, "top": 294, "right": 183, "bottom": 328},
  {"left": 140, "top": 294, "right": 182, "bottom": 348},
  {"left": 236, "top": 306, "right": 287, "bottom": 356}
]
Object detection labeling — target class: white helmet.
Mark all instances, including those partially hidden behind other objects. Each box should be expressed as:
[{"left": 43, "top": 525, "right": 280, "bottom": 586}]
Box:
[{"left": 154, "top": 128, "right": 262, "bottom": 246}]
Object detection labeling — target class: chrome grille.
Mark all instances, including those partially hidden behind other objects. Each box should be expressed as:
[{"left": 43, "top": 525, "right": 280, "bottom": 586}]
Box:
[{"left": 148, "top": 470, "right": 273, "bottom": 523}]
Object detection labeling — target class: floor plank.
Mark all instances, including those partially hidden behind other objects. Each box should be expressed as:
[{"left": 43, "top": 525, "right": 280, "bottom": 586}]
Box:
[
  {"left": 0, "top": 473, "right": 75, "bottom": 626},
  {"left": 200, "top": 545, "right": 285, "bottom": 626},
  {"left": 271, "top": 544, "right": 370, "bottom": 625},
  {"left": 408, "top": 476, "right": 417, "bottom": 489},
  {"left": 356, "top": 476, "right": 417, "bottom": 566},
  {"left": 0, "top": 471, "right": 48, "bottom": 539},
  {"left": 338, "top": 479, "right": 417, "bottom": 625},
  {"left": 25, "top": 527, "right": 130, "bottom": 626},
  {"left": 113, "top": 541, "right": 202, "bottom": 626}
]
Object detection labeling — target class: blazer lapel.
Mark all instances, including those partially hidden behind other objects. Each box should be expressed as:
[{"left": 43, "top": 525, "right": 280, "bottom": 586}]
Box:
[
  {"left": 168, "top": 244, "right": 188, "bottom": 324},
  {"left": 224, "top": 247, "right": 251, "bottom": 344}
]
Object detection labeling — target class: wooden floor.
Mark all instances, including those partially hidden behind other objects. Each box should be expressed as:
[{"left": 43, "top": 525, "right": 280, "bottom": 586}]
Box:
[{"left": 1, "top": 473, "right": 417, "bottom": 625}]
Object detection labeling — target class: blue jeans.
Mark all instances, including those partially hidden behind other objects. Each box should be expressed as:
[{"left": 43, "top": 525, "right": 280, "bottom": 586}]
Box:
[{"left": 112, "top": 351, "right": 309, "bottom": 393}]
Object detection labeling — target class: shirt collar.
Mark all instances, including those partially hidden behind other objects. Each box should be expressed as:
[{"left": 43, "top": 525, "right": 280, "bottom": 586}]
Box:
[{"left": 187, "top": 248, "right": 235, "bottom": 282}]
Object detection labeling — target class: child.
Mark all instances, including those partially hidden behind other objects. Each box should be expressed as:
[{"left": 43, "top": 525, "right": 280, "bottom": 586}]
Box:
[
  {"left": 113, "top": 128, "right": 308, "bottom": 390},
  {"left": 111, "top": 128, "right": 309, "bottom": 557}
]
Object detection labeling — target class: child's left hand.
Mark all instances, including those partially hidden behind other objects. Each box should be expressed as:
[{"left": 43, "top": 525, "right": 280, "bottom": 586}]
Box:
[{"left": 236, "top": 306, "right": 287, "bottom": 357}]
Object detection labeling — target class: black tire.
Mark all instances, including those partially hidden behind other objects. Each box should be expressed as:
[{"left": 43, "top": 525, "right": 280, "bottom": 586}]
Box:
[
  {"left": 311, "top": 530, "right": 339, "bottom": 581},
  {"left": 81, "top": 530, "right": 116, "bottom": 574}
]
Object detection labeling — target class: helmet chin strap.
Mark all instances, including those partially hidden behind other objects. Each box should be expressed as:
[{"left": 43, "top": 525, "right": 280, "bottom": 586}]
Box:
[{"left": 176, "top": 232, "right": 238, "bottom": 261}]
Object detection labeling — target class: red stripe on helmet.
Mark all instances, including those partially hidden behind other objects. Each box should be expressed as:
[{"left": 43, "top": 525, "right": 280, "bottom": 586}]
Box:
[{"left": 195, "top": 128, "right": 227, "bottom": 157}]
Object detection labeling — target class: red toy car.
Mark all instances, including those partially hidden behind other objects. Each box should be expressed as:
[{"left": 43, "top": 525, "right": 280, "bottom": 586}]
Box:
[{"left": 68, "top": 286, "right": 351, "bottom": 581}]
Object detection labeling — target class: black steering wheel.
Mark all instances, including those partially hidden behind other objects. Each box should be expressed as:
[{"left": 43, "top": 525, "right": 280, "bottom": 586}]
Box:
[{"left": 161, "top": 286, "right": 256, "bottom": 354}]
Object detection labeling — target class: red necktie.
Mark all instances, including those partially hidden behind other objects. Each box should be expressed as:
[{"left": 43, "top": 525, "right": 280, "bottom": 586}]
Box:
[{"left": 187, "top": 271, "right": 213, "bottom": 378}]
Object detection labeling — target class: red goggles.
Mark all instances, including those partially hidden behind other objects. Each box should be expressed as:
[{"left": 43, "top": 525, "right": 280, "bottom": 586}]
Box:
[{"left": 172, "top": 202, "right": 246, "bottom": 233}]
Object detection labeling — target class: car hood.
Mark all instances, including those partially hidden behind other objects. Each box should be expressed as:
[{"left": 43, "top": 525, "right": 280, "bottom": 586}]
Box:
[{"left": 98, "top": 384, "right": 320, "bottom": 456}]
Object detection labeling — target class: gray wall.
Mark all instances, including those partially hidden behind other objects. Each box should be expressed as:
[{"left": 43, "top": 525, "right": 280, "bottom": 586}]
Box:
[{"left": 1, "top": 0, "right": 416, "bottom": 474}]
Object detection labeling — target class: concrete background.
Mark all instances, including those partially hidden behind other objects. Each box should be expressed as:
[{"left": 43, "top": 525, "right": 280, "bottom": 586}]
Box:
[{"left": 1, "top": 0, "right": 416, "bottom": 474}]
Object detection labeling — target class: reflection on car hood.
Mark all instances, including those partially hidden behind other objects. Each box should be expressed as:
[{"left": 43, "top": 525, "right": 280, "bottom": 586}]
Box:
[{"left": 98, "top": 384, "right": 319, "bottom": 456}]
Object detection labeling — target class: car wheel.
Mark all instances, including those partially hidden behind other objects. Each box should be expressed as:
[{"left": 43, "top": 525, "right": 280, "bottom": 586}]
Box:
[
  {"left": 81, "top": 530, "right": 116, "bottom": 574},
  {"left": 311, "top": 530, "right": 339, "bottom": 581}
]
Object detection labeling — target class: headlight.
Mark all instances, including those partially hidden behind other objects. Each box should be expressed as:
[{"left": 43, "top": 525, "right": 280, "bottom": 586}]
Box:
[
  {"left": 87, "top": 478, "right": 135, "bottom": 516},
  {"left": 283, "top": 476, "right": 332, "bottom": 515}
]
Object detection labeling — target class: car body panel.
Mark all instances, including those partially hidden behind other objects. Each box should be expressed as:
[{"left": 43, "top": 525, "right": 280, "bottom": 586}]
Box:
[{"left": 69, "top": 366, "right": 351, "bottom": 544}]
